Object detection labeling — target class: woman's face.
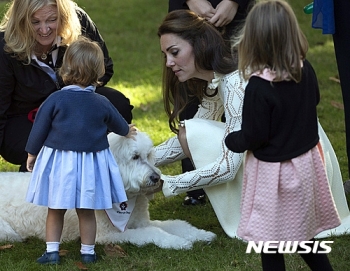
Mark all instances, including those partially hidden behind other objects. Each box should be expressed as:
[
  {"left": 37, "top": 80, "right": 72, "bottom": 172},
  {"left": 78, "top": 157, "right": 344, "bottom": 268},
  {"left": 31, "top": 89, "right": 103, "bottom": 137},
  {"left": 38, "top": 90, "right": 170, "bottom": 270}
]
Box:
[
  {"left": 31, "top": 5, "right": 58, "bottom": 47},
  {"left": 160, "top": 33, "right": 197, "bottom": 82}
]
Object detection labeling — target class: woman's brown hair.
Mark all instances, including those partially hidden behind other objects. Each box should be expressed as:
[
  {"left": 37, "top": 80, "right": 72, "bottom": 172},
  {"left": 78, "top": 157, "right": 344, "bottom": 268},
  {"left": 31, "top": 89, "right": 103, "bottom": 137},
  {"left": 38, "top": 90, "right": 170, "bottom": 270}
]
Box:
[{"left": 158, "top": 9, "right": 236, "bottom": 133}]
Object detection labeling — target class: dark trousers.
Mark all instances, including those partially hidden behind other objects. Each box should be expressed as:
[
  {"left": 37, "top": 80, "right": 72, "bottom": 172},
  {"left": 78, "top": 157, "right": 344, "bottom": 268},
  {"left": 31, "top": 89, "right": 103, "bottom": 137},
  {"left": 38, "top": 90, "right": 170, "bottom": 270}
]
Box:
[
  {"left": 333, "top": 0, "right": 350, "bottom": 177},
  {"left": 0, "top": 86, "right": 133, "bottom": 172}
]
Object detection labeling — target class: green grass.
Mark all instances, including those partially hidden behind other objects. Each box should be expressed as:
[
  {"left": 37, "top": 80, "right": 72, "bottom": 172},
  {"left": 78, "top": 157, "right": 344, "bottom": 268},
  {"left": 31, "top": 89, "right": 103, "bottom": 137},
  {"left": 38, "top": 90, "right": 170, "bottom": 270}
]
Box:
[{"left": 1, "top": 0, "right": 350, "bottom": 270}]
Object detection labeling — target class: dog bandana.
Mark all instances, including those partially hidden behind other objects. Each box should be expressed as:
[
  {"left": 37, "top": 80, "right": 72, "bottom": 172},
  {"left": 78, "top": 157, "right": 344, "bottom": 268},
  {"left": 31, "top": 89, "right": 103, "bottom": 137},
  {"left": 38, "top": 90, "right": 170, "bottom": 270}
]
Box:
[{"left": 105, "top": 196, "right": 136, "bottom": 232}]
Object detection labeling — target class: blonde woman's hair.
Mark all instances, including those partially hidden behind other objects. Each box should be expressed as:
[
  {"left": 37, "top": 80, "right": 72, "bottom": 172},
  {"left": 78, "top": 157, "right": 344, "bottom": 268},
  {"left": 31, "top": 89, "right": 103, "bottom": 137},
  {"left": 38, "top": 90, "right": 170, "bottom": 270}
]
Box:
[
  {"left": 59, "top": 36, "right": 105, "bottom": 87},
  {"left": 0, "top": 0, "right": 81, "bottom": 63},
  {"left": 234, "top": 0, "right": 308, "bottom": 82}
]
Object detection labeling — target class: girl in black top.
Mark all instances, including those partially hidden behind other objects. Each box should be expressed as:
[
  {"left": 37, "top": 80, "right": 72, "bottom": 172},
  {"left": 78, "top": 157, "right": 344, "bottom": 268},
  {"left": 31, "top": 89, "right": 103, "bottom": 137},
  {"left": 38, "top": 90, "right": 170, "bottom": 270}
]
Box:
[{"left": 225, "top": 1, "right": 340, "bottom": 270}]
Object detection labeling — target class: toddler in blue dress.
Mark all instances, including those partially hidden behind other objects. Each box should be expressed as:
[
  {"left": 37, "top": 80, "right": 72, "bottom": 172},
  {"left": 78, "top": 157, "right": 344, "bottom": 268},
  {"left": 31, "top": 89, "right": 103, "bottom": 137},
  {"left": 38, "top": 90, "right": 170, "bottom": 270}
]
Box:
[{"left": 25, "top": 36, "right": 137, "bottom": 265}]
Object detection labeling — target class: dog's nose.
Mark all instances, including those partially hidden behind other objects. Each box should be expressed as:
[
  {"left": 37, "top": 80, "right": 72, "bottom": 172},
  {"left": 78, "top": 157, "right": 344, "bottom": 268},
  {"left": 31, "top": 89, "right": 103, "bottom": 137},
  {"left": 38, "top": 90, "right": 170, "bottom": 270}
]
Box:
[{"left": 150, "top": 173, "right": 160, "bottom": 183}]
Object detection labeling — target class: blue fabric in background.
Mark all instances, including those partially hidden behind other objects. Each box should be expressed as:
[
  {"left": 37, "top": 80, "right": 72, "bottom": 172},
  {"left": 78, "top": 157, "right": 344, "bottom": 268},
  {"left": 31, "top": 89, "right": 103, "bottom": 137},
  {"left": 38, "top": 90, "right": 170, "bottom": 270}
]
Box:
[{"left": 312, "top": 0, "right": 335, "bottom": 34}]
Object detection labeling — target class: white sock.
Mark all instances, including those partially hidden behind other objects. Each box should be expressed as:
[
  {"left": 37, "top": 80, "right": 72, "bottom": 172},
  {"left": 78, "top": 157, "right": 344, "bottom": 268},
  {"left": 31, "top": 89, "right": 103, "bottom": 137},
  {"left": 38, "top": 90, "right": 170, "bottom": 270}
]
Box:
[
  {"left": 46, "top": 242, "right": 60, "bottom": 252},
  {"left": 80, "top": 244, "right": 95, "bottom": 255}
]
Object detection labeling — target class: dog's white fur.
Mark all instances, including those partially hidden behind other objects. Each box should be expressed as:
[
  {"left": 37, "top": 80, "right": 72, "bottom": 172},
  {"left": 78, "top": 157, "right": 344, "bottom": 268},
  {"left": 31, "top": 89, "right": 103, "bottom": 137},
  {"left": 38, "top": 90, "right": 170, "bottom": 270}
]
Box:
[{"left": 0, "top": 131, "right": 215, "bottom": 249}]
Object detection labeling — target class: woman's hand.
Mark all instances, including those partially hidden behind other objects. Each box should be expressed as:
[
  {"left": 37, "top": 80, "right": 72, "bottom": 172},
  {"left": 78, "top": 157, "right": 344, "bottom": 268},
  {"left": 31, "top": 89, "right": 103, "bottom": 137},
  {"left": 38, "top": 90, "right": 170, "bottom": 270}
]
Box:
[
  {"left": 146, "top": 179, "right": 164, "bottom": 195},
  {"left": 209, "top": 0, "right": 239, "bottom": 27},
  {"left": 186, "top": 0, "right": 216, "bottom": 21}
]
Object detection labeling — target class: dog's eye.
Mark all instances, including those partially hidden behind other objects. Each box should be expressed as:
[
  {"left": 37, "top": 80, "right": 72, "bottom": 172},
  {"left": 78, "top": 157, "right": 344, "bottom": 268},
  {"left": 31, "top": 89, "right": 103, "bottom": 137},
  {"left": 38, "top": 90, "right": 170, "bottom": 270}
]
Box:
[{"left": 132, "top": 155, "right": 140, "bottom": 160}]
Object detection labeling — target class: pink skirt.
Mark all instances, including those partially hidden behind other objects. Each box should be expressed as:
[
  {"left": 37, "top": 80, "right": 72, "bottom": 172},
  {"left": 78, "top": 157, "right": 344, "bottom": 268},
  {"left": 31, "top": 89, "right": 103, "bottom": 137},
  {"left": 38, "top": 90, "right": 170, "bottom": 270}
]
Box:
[{"left": 237, "top": 143, "right": 340, "bottom": 242}]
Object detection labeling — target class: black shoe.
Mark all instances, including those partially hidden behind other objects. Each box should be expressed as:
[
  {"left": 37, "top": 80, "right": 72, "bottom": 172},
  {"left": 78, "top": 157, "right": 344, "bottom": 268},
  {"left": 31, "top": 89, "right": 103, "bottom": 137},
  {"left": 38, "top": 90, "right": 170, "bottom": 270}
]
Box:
[{"left": 183, "top": 194, "right": 206, "bottom": 206}]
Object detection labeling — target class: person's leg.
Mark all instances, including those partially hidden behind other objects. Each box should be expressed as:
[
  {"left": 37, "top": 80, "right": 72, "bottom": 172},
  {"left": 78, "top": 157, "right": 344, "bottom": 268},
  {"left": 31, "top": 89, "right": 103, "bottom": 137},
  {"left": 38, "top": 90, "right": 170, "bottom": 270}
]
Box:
[
  {"left": 76, "top": 208, "right": 97, "bottom": 263},
  {"left": 37, "top": 208, "right": 66, "bottom": 264},
  {"left": 333, "top": 0, "right": 350, "bottom": 182},
  {"left": 298, "top": 239, "right": 334, "bottom": 271},
  {"left": 182, "top": 158, "right": 206, "bottom": 205},
  {"left": 46, "top": 208, "right": 66, "bottom": 242},
  {"left": 261, "top": 250, "right": 286, "bottom": 271},
  {"left": 76, "top": 208, "right": 96, "bottom": 245},
  {"left": 0, "top": 115, "right": 33, "bottom": 172},
  {"left": 95, "top": 86, "right": 134, "bottom": 124},
  {"left": 179, "top": 97, "right": 207, "bottom": 205}
]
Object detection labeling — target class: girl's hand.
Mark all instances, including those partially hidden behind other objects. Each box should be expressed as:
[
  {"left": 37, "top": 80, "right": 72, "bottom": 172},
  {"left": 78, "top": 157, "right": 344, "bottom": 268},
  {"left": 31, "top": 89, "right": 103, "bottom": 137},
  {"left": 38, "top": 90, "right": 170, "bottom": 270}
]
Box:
[
  {"left": 126, "top": 124, "right": 137, "bottom": 140},
  {"left": 26, "top": 153, "right": 37, "bottom": 172}
]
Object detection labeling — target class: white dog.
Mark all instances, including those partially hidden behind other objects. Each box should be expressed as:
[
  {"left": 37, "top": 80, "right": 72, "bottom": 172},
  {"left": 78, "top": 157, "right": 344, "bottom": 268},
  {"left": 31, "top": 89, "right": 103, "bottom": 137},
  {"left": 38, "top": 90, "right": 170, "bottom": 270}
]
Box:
[{"left": 0, "top": 131, "right": 216, "bottom": 250}]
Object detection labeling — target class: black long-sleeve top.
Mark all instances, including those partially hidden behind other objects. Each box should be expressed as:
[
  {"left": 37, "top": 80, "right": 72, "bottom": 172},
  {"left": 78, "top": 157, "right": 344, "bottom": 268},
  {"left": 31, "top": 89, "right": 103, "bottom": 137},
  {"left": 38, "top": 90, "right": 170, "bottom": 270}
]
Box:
[{"left": 225, "top": 60, "right": 320, "bottom": 162}]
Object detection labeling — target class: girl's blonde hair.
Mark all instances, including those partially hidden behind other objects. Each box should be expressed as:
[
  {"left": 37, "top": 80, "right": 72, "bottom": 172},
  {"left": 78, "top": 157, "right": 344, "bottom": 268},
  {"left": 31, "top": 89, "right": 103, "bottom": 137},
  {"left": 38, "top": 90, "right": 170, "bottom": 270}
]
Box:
[
  {"left": 234, "top": 0, "right": 308, "bottom": 82},
  {"left": 0, "top": 0, "right": 81, "bottom": 63},
  {"left": 59, "top": 36, "right": 105, "bottom": 87}
]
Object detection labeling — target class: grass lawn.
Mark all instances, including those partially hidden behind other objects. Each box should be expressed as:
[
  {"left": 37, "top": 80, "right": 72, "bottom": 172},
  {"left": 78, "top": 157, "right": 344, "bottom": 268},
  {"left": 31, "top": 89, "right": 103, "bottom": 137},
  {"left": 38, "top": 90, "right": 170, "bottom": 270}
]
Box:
[{"left": 0, "top": 0, "right": 349, "bottom": 270}]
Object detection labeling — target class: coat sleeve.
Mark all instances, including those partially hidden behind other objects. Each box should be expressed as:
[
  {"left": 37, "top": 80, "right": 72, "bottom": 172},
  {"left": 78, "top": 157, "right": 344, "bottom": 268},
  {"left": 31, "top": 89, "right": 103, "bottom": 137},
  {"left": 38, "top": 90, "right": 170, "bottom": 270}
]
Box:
[
  {"left": 231, "top": 0, "right": 252, "bottom": 10},
  {"left": 225, "top": 80, "right": 271, "bottom": 153},
  {"left": 159, "top": 72, "right": 247, "bottom": 197},
  {"left": 154, "top": 135, "right": 187, "bottom": 167},
  {"left": 0, "top": 37, "right": 15, "bottom": 147}
]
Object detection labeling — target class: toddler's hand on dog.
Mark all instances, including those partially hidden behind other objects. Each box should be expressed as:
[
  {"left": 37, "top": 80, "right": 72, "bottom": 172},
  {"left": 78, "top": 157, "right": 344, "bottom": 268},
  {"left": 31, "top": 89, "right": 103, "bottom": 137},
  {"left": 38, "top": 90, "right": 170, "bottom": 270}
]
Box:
[{"left": 126, "top": 124, "right": 138, "bottom": 140}]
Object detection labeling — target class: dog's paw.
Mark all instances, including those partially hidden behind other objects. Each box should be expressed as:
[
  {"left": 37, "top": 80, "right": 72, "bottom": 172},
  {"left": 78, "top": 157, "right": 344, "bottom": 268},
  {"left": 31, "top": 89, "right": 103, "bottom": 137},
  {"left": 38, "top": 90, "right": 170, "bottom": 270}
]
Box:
[
  {"left": 0, "top": 219, "right": 22, "bottom": 242},
  {"left": 149, "top": 219, "right": 216, "bottom": 243}
]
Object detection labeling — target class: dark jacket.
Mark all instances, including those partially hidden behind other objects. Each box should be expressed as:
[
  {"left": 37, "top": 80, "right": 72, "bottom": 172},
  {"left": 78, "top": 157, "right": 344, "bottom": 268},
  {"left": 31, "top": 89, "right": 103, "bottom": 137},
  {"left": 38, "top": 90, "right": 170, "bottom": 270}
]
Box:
[
  {"left": 25, "top": 86, "right": 129, "bottom": 155},
  {"left": 0, "top": 7, "right": 114, "bottom": 146}
]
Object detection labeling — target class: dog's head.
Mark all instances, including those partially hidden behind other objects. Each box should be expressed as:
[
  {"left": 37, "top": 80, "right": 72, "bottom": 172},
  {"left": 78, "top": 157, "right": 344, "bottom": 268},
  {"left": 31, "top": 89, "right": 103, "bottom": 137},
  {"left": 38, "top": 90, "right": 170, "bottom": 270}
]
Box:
[{"left": 108, "top": 131, "right": 161, "bottom": 196}]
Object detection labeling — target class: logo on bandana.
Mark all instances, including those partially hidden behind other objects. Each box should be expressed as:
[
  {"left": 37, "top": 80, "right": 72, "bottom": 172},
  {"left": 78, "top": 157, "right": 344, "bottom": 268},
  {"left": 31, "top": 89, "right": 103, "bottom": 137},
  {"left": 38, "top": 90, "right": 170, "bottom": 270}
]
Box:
[
  {"left": 105, "top": 197, "right": 136, "bottom": 232},
  {"left": 120, "top": 202, "right": 128, "bottom": 211}
]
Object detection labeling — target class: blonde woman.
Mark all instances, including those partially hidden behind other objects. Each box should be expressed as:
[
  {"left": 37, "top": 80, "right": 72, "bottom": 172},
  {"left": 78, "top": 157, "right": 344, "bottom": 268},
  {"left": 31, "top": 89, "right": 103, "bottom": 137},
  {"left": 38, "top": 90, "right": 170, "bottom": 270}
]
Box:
[{"left": 0, "top": 0, "right": 133, "bottom": 172}]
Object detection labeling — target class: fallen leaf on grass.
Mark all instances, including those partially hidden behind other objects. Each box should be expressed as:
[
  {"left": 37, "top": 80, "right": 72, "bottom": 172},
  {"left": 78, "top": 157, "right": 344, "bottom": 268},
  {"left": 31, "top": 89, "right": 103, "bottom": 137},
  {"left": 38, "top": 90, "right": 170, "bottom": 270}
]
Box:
[
  {"left": 329, "top": 76, "right": 340, "bottom": 83},
  {"left": 59, "top": 249, "right": 69, "bottom": 256},
  {"left": 0, "top": 244, "right": 13, "bottom": 250},
  {"left": 139, "top": 103, "right": 150, "bottom": 112},
  {"left": 75, "top": 261, "right": 88, "bottom": 270},
  {"left": 331, "top": 101, "right": 344, "bottom": 110},
  {"left": 104, "top": 244, "right": 128, "bottom": 257}
]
